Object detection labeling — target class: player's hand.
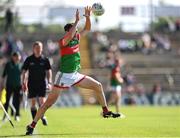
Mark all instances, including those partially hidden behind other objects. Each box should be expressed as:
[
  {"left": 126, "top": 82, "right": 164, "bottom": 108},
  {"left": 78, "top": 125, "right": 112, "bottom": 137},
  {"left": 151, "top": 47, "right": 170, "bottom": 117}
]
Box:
[
  {"left": 84, "top": 6, "right": 92, "bottom": 17},
  {"left": 75, "top": 9, "right": 80, "bottom": 22},
  {"left": 47, "top": 83, "right": 52, "bottom": 91},
  {"left": 119, "top": 78, "right": 124, "bottom": 84}
]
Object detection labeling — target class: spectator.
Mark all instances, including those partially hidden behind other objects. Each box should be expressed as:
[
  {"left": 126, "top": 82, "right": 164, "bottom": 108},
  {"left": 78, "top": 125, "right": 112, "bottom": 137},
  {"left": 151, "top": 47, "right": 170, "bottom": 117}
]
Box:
[
  {"left": 152, "top": 83, "right": 162, "bottom": 105},
  {"left": 141, "top": 33, "right": 152, "bottom": 54},
  {"left": 15, "top": 38, "right": 24, "bottom": 53},
  {"left": 46, "top": 39, "right": 58, "bottom": 56},
  {"left": 0, "top": 52, "right": 22, "bottom": 121},
  {"left": 124, "top": 72, "right": 136, "bottom": 86},
  {"left": 134, "top": 83, "right": 149, "bottom": 105},
  {"left": 5, "top": 8, "right": 14, "bottom": 33}
]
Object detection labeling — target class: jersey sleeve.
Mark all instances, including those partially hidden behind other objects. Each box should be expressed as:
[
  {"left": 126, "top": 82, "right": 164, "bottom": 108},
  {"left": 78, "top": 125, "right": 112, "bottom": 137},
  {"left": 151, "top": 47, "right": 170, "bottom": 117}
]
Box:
[
  {"left": 59, "top": 38, "right": 65, "bottom": 47},
  {"left": 112, "top": 66, "right": 120, "bottom": 76},
  {"left": 22, "top": 58, "right": 30, "bottom": 71},
  {"left": 59, "top": 33, "right": 70, "bottom": 47},
  {"left": 114, "top": 66, "right": 120, "bottom": 72}
]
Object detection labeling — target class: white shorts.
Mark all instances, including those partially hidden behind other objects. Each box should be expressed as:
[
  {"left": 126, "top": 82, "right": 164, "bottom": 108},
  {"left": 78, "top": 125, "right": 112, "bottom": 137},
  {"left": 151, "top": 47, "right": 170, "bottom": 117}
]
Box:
[
  {"left": 110, "top": 85, "right": 122, "bottom": 93},
  {"left": 54, "top": 71, "right": 86, "bottom": 89}
]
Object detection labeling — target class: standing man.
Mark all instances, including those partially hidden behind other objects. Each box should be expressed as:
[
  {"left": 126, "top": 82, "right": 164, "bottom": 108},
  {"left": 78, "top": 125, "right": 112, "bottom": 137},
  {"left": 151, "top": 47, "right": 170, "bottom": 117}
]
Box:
[
  {"left": 0, "top": 52, "right": 22, "bottom": 121},
  {"left": 26, "top": 7, "right": 120, "bottom": 135},
  {"left": 22, "top": 41, "right": 52, "bottom": 126}
]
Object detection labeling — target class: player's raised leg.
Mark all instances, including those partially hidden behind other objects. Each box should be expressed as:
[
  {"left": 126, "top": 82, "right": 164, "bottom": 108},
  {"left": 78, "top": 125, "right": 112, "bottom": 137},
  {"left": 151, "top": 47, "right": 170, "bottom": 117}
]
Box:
[
  {"left": 76, "top": 76, "right": 106, "bottom": 106},
  {"left": 75, "top": 76, "right": 120, "bottom": 118}
]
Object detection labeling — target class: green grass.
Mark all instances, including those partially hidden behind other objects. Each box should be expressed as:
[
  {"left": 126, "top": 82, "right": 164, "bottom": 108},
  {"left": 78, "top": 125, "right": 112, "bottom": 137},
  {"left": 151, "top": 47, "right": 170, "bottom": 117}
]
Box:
[{"left": 0, "top": 106, "right": 180, "bottom": 138}]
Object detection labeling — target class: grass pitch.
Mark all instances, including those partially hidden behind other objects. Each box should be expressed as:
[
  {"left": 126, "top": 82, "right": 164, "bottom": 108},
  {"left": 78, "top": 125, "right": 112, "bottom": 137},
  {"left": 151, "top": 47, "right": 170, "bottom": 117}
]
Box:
[{"left": 0, "top": 106, "right": 180, "bottom": 138}]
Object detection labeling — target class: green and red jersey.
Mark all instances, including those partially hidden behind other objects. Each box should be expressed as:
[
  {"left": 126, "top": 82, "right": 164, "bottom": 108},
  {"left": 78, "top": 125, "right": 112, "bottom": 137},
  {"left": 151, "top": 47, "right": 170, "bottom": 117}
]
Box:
[
  {"left": 59, "top": 33, "right": 81, "bottom": 73},
  {"left": 110, "top": 64, "right": 121, "bottom": 86}
]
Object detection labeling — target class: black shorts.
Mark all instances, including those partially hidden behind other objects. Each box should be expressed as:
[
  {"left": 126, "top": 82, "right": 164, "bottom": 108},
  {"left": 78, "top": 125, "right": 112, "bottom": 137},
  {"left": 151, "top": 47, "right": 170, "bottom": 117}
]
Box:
[{"left": 28, "top": 84, "right": 46, "bottom": 99}]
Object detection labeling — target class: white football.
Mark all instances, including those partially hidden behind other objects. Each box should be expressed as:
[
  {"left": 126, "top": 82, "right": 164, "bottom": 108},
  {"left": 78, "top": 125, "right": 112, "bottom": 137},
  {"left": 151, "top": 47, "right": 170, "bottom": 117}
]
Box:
[{"left": 92, "top": 3, "right": 105, "bottom": 16}]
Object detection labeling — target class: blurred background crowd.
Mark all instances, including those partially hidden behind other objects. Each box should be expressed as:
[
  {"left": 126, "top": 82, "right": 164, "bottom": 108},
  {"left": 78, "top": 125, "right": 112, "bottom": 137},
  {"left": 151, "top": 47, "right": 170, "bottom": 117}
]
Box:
[{"left": 0, "top": 0, "right": 180, "bottom": 109}]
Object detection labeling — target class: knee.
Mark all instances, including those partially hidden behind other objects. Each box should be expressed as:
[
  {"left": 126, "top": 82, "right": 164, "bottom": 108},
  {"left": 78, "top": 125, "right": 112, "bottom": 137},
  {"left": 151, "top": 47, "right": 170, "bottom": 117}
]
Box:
[
  {"left": 31, "top": 104, "right": 36, "bottom": 109},
  {"left": 31, "top": 107, "right": 37, "bottom": 111},
  {"left": 98, "top": 82, "right": 103, "bottom": 88},
  {"left": 31, "top": 100, "right": 36, "bottom": 108},
  {"left": 39, "top": 99, "right": 46, "bottom": 106},
  {"left": 94, "top": 82, "right": 103, "bottom": 91}
]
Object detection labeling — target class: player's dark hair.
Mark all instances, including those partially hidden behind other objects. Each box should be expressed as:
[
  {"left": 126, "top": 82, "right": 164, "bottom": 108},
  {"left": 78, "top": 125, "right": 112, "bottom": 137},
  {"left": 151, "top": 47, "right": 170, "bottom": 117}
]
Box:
[{"left": 64, "top": 23, "right": 74, "bottom": 32}]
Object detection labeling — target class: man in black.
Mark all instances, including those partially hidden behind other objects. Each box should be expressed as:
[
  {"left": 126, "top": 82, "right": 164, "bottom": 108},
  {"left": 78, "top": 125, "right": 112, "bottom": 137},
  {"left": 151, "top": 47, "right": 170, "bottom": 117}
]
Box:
[
  {"left": 22, "top": 41, "right": 52, "bottom": 125},
  {"left": 0, "top": 52, "right": 22, "bottom": 121}
]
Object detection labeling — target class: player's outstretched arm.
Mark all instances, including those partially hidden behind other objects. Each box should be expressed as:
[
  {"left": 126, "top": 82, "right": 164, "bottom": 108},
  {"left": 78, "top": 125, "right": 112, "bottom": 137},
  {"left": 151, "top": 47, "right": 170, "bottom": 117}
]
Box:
[
  {"left": 80, "top": 6, "right": 91, "bottom": 36},
  {"left": 62, "top": 9, "right": 80, "bottom": 46}
]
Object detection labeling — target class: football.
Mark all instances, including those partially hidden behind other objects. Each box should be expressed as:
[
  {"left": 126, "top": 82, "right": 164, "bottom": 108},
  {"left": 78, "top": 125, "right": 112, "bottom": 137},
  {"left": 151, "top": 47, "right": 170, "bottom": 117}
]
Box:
[{"left": 92, "top": 3, "right": 105, "bottom": 16}]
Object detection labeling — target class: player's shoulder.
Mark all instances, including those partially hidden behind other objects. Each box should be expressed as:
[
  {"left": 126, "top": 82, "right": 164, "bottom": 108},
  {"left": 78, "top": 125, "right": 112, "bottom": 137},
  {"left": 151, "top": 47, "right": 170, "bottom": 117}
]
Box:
[
  {"left": 58, "top": 34, "right": 65, "bottom": 45},
  {"left": 58, "top": 33, "right": 67, "bottom": 46},
  {"left": 59, "top": 32, "right": 68, "bottom": 40},
  {"left": 59, "top": 32, "right": 80, "bottom": 40}
]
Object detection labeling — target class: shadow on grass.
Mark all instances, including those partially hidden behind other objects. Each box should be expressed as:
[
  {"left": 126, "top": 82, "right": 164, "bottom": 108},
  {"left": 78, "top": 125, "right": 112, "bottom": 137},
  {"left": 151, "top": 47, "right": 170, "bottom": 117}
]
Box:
[
  {"left": 0, "top": 133, "right": 75, "bottom": 138},
  {"left": 0, "top": 135, "right": 26, "bottom": 138},
  {"left": 0, "top": 133, "right": 103, "bottom": 137}
]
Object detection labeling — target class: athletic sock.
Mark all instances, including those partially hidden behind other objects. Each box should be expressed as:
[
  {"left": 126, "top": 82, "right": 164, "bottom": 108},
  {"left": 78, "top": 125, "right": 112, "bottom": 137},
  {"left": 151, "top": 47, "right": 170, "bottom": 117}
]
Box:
[
  {"left": 30, "top": 121, "right": 37, "bottom": 128},
  {"left": 31, "top": 107, "right": 37, "bottom": 119},
  {"left": 102, "top": 106, "right": 109, "bottom": 113}
]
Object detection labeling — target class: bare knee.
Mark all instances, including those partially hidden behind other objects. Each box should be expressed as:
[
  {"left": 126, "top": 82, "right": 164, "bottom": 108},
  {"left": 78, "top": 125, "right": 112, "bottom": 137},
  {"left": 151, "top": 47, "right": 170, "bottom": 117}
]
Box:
[
  {"left": 39, "top": 97, "right": 46, "bottom": 106},
  {"left": 31, "top": 99, "right": 36, "bottom": 108},
  {"left": 41, "top": 94, "right": 58, "bottom": 110},
  {"left": 93, "top": 81, "right": 103, "bottom": 92}
]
